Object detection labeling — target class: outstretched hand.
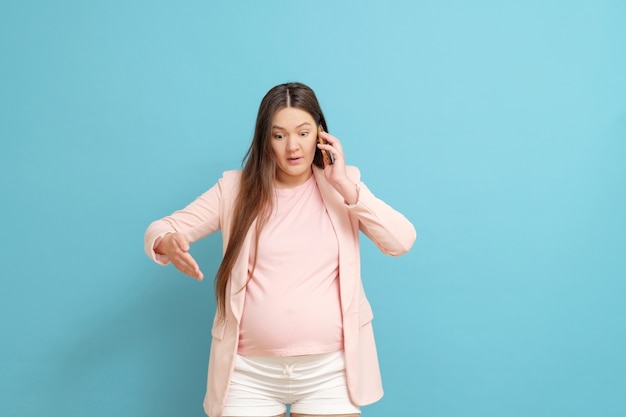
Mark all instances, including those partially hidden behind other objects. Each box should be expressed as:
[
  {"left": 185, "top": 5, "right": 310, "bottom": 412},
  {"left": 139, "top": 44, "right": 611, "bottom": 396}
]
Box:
[{"left": 155, "top": 232, "right": 204, "bottom": 281}]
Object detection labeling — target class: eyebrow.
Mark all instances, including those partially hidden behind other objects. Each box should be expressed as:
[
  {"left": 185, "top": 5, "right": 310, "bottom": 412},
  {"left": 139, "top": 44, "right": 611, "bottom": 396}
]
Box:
[{"left": 272, "top": 122, "right": 313, "bottom": 130}]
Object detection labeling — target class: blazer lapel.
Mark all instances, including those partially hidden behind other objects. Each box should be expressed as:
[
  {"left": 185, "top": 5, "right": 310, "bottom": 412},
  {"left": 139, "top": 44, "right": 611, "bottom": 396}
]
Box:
[
  {"left": 228, "top": 218, "right": 257, "bottom": 322},
  {"left": 313, "top": 168, "right": 359, "bottom": 314}
]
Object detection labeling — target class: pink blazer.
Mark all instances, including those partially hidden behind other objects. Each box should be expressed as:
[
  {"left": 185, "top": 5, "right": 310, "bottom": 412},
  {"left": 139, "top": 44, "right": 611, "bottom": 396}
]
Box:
[{"left": 144, "top": 166, "right": 416, "bottom": 417}]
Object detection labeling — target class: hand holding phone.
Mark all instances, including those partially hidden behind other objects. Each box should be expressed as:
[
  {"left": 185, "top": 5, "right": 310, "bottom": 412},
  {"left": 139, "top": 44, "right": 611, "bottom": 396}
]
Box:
[{"left": 317, "top": 125, "right": 334, "bottom": 165}]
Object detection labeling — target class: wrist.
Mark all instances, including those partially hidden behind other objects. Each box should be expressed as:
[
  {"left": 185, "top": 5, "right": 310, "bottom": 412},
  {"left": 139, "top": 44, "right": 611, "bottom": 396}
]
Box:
[
  {"left": 335, "top": 180, "right": 359, "bottom": 205},
  {"left": 154, "top": 232, "right": 173, "bottom": 255}
]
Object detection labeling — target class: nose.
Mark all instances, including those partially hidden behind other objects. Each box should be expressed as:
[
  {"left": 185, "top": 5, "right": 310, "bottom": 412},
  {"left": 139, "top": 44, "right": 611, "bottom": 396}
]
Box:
[{"left": 286, "top": 135, "right": 299, "bottom": 151}]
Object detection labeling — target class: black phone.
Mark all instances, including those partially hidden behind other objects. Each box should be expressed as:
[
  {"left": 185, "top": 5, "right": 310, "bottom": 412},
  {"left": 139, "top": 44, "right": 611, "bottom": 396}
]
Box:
[{"left": 317, "top": 125, "right": 334, "bottom": 165}]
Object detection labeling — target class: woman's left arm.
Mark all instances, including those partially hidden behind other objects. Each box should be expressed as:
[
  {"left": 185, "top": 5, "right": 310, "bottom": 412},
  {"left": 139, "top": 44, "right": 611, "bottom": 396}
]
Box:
[
  {"left": 347, "top": 179, "right": 416, "bottom": 256},
  {"left": 318, "top": 132, "right": 416, "bottom": 256}
]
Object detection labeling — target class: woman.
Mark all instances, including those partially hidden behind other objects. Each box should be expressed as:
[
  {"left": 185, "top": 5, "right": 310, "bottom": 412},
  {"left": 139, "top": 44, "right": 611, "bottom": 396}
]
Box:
[{"left": 144, "top": 82, "right": 416, "bottom": 417}]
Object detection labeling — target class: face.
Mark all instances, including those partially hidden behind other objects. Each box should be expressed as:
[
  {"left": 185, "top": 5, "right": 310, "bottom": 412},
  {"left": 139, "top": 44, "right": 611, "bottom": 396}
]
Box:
[{"left": 270, "top": 107, "right": 318, "bottom": 188}]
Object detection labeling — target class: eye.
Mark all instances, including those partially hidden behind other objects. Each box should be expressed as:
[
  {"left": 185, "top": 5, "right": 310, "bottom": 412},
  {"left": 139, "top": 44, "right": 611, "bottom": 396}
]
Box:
[
  {"left": 273, "top": 133, "right": 285, "bottom": 139},
  {"left": 299, "top": 131, "right": 309, "bottom": 137}
]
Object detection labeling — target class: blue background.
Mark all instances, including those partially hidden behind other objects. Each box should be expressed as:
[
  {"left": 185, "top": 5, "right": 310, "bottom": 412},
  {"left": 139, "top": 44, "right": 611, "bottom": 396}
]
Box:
[{"left": 1, "top": 1, "right": 625, "bottom": 416}]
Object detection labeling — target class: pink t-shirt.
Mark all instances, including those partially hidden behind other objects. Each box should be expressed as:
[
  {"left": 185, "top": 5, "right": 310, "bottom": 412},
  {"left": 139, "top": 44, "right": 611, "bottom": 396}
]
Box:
[{"left": 237, "top": 175, "right": 343, "bottom": 356}]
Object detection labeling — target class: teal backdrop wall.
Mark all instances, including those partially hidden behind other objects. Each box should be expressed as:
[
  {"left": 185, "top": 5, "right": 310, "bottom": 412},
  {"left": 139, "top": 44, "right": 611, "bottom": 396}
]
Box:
[{"left": 1, "top": 1, "right": 625, "bottom": 416}]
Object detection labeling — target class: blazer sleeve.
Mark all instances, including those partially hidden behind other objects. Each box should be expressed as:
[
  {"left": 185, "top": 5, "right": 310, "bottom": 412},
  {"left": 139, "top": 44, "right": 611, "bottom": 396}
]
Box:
[
  {"left": 346, "top": 167, "right": 416, "bottom": 256},
  {"left": 143, "top": 171, "right": 238, "bottom": 265}
]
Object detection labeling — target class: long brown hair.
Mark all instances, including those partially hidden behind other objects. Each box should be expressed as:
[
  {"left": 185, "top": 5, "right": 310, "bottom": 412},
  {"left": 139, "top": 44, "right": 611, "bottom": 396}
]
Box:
[{"left": 214, "top": 82, "right": 328, "bottom": 318}]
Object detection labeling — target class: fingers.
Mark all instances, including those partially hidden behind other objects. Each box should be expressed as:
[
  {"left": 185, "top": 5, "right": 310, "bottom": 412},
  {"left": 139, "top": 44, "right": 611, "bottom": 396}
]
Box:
[
  {"left": 317, "top": 132, "right": 345, "bottom": 164},
  {"left": 319, "top": 131, "right": 343, "bottom": 152},
  {"left": 166, "top": 233, "right": 204, "bottom": 280},
  {"left": 172, "top": 234, "right": 190, "bottom": 252},
  {"left": 173, "top": 252, "right": 204, "bottom": 281}
]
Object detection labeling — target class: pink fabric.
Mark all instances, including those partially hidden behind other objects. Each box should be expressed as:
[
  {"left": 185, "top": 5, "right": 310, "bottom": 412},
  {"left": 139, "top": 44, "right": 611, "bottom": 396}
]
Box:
[
  {"left": 144, "top": 166, "right": 417, "bottom": 417},
  {"left": 238, "top": 175, "right": 343, "bottom": 356}
]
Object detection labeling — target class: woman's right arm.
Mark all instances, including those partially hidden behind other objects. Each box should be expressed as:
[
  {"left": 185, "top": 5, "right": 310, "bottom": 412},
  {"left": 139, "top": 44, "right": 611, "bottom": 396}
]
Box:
[{"left": 144, "top": 172, "right": 235, "bottom": 278}]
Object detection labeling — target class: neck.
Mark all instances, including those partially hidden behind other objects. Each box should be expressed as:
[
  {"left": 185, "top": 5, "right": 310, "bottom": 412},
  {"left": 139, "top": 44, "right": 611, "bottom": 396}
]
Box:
[{"left": 274, "top": 168, "right": 313, "bottom": 189}]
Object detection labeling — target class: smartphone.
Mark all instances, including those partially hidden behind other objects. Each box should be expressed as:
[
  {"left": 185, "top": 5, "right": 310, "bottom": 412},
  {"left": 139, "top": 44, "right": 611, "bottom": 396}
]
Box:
[{"left": 317, "top": 125, "right": 334, "bottom": 165}]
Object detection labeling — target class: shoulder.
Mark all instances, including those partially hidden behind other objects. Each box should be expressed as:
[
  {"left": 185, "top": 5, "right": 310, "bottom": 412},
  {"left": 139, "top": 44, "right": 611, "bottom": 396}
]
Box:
[
  {"left": 218, "top": 170, "right": 242, "bottom": 187},
  {"left": 221, "top": 169, "right": 242, "bottom": 179}
]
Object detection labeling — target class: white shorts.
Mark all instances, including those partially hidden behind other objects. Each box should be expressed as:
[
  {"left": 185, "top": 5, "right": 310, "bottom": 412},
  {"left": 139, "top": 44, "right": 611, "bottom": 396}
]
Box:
[{"left": 221, "top": 350, "right": 361, "bottom": 417}]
